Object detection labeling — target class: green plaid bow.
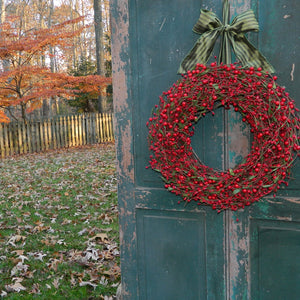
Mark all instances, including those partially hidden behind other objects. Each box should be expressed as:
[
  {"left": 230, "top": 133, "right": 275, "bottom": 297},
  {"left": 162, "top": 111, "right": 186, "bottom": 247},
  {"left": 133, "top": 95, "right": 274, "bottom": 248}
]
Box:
[{"left": 178, "top": 0, "right": 274, "bottom": 73}]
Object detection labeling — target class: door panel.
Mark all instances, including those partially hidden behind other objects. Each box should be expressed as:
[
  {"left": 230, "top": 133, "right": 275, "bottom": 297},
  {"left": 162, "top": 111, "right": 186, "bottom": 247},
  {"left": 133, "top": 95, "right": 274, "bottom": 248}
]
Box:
[
  {"left": 136, "top": 209, "right": 207, "bottom": 300},
  {"left": 250, "top": 219, "right": 300, "bottom": 300}
]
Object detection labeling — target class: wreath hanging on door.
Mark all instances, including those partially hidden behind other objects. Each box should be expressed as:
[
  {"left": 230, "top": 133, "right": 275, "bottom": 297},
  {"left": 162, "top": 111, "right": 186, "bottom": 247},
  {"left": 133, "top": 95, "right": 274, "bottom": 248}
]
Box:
[{"left": 147, "top": 0, "right": 300, "bottom": 211}]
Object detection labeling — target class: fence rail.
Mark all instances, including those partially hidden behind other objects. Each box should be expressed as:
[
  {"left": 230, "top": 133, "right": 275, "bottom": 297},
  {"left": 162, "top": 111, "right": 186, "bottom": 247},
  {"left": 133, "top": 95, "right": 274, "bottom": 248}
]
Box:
[{"left": 0, "top": 113, "right": 114, "bottom": 158}]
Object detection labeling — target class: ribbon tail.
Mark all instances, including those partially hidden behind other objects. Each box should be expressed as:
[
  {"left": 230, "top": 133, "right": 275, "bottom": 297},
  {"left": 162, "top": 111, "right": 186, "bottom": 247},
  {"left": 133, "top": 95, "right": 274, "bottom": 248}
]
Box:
[
  {"left": 229, "top": 33, "right": 275, "bottom": 73},
  {"left": 218, "top": 0, "right": 231, "bottom": 65},
  {"left": 219, "top": 32, "right": 232, "bottom": 65},
  {"left": 178, "top": 30, "right": 220, "bottom": 74}
]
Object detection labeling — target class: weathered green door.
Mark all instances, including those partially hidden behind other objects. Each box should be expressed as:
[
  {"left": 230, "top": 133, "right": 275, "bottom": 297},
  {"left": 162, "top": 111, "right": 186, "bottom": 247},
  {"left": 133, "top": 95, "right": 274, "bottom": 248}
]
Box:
[{"left": 111, "top": 0, "right": 300, "bottom": 299}]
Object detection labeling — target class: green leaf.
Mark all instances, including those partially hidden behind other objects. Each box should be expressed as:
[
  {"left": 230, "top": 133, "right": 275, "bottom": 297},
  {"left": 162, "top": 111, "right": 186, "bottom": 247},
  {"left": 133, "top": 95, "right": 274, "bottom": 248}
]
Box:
[
  {"left": 229, "top": 169, "right": 235, "bottom": 176},
  {"left": 262, "top": 184, "right": 273, "bottom": 188},
  {"left": 233, "top": 188, "right": 241, "bottom": 195}
]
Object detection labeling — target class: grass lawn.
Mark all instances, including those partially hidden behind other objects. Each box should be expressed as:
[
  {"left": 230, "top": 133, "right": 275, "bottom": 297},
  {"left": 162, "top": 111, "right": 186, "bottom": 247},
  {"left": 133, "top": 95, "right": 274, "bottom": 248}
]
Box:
[{"left": 0, "top": 143, "right": 119, "bottom": 299}]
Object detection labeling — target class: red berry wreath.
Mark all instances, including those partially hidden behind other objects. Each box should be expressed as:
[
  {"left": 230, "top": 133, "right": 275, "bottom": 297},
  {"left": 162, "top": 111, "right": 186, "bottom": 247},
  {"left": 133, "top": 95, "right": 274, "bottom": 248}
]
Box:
[{"left": 147, "top": 63, "right": 300, "bottom": 211}]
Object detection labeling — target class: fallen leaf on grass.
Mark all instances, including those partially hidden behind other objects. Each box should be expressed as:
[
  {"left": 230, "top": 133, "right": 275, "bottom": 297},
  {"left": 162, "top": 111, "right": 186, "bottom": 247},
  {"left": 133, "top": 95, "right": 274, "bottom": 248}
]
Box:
[
  {"left": 98, "top": 213, "right": 113, "bottom": 225},
  {"left": 0, "top": 290, "right": 8, "bottom": 297},
  {"left": 32, "top": 224, "right": 50, "bottom": 233},
  {"left": 52, "top": 277, "right": 62, "bottom": 289},
  {"left": 11, "top": 262, "right": 29, "bottom": 276},
  {"left": 12, "top": 250, "right": 25, "bottom": 256},
  {"left": 99, "top": 276, "right": 108, "bottom": 286},
  {"left": 7, "top": 235, "right": 26, "bottom": 247},
  {"left": 102, "top": 266, "right": 121, "bottom": 277},
  {"left": 79, "top": 280, "right": 97, "bottom": 289},
  {"left": 61, "top": 218, "right": 72, "bottom": 225},
  {"left": 78, "top": 228, "right": 88, "bottom": 236},
  {"left": 5, "top": 278, "right": 27, "bottom": 293},
  {"left": 28, "top": 251, "right": 47, "bottom": 261},
  {"left": 56, "top": 239, "right": 66, "bottom": 245},
  {"left": 29, "top": 283, "right": 41, "bottom": 295},
  {"left": 86, "top": 270, "right": 100, "bottom": 282},
  {"left": 47, "top": 258, "right": 62, "bottom": 272},
  {"left": 17, "top": 255, "right": 29, "bottom": 263},
  {"left": 84, "top": 247, "right": 100, "bottom": 261},
  {"left": 70, "top": 273, "right": 77, "bottom": 287},
  {"left": 41, "top": 235, "right": 63, "bottom": 246},
  {"left": 106, "top": 244, "right": 120, "bottom": 256},
  {"left": 89, "top": 233, "right": 108, "bottom": 243}
]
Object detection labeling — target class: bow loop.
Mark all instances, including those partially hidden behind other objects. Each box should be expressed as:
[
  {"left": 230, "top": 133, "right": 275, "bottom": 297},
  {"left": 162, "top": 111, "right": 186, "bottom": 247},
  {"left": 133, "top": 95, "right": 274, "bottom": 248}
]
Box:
[
  {"left": 229, "top": 10, "right": 259, "bottom": 33},
  {"left": 193, "top": 10, "right": 222, "bottom": 34},
  {"left": 178, "top": 1, "right": 274, "bottom": 74}
]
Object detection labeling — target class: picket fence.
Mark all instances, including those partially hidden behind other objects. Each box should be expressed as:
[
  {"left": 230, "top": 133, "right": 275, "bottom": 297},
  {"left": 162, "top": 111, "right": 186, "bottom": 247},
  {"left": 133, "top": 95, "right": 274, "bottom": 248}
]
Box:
[{"left": 0, "top": 113, "right": 114, "bottom": 158}]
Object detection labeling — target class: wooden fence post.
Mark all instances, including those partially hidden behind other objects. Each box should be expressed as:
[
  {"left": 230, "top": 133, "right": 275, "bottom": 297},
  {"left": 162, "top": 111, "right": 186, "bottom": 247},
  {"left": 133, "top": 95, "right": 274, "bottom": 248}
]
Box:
[
  {"left": 0, "top": 123, "right": 4, "bottom": 158},
  {"left": 99, "top": 113, "right": 104, "bottom": 143},
  {"left": 108, "top": 113, "right": 114, "bottom": 142},
  {"left": 78, "top": 115, "right": 83, "bottom": 146},
  {"left": 22, "top": 122, "right": 27, "bottom": 154},
  {"left": 63, "top": 116, "right": 67, "bottom": 148}
]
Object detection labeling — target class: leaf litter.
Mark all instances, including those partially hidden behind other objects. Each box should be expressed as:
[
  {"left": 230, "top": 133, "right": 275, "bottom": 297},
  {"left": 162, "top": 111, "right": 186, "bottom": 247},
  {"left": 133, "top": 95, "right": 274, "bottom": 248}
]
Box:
[{"left": 0, "top": 143, "right": 120, "bottom": 299}]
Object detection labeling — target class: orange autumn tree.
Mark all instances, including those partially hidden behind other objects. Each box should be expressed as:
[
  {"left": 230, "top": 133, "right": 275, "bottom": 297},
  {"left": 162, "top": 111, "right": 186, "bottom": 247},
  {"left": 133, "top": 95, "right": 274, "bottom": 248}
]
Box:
[{"left": 0, "top": 16, "right": 111, "bottom": 122}]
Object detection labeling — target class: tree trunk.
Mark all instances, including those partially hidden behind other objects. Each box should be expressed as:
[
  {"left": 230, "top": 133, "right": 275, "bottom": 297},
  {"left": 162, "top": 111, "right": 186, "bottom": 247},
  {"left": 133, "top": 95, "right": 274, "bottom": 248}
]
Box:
[
  {"left": 43, "top": 0, "right": 55, "bottom": 118},
  {"left": 70, "top": 0, "right": 79, "bottom": 70},
  {"left": 21, "top": 103, "right": 27, "bottom": 123},
  {"left": 93, "top": 0, "right": 105, "bottom": 113},
  {"left": 48, "top": 0, "right": 55, "bottom": 72},
  {"left": 0, "top": 0, "right": 9, "bottom": 72},
  {"left": 0, "top": 0, "right": 4, "bottom": 23}
]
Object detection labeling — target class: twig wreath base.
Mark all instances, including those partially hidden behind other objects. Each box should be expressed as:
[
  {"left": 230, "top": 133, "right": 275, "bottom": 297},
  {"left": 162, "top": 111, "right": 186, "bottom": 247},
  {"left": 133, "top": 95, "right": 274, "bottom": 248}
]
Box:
[{"left": 147, "top": 63, "right": 300, "bottom": 212}]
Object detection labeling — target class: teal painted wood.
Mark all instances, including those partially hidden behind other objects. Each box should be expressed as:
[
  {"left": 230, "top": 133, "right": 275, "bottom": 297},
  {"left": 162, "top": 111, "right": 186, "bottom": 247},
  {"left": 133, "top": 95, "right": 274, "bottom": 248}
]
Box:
[
  {"left": 112, "top": 0, "right": 226, "bottom": 299},
  {"left": 111, "top": 0, "right": 300, "bottom": 299},
  {"left": 258, "top": 0, "right": 300, "bottom": 193},
  {"left": 111, "top": 1, "right": 138, "bottom": 298},
  {"left": 133, "top": 0, "right": 224, "bottom": 188},
  {"left": 135, "top": 190, "right": 225, "bottom": 300},
  {"left": 250, "top": 215, "right": 300, "bottom": 300},
  {"left": 192, "top": 108, "right": 226, "bottom": 171},
  {"left": 227, "top": 1, "right": 300, "bottom": 299},
  {"left": 136, "top": 209, "right": 207, "bottom": 299},
  {"left": 227, "top": 197, "right": 300, "bottom": 300}
]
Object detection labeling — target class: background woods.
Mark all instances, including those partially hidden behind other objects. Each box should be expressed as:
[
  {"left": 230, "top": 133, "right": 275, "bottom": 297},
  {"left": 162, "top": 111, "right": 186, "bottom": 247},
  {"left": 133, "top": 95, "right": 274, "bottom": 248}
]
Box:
[{"left": 0, "top": 0, "right": 112, "bottom": 123}]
